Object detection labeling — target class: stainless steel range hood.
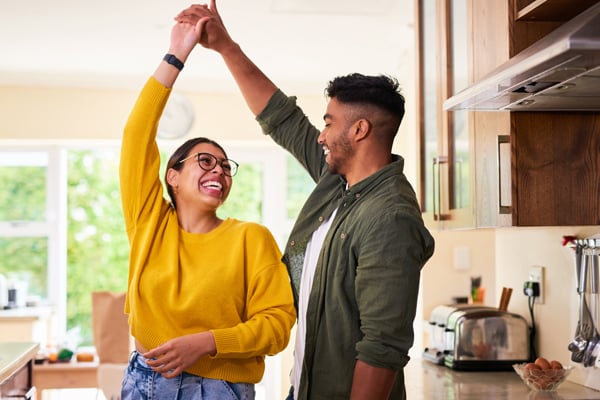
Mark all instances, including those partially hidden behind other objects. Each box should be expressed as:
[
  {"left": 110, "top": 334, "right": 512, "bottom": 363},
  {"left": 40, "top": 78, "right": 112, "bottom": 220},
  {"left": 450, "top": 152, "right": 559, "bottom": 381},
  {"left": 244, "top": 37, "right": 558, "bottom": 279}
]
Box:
[{"left": 444, "top": 2, "right": 600, "bottom": 112}]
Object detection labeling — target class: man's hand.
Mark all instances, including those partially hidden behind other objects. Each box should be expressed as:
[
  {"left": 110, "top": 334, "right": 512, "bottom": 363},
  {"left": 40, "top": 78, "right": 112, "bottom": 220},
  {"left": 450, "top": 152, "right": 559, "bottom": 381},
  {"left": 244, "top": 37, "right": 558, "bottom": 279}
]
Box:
[
  {"left": 175, "top": 0, "right": 235, "bottom": 54},
  {"left": 143, "top": 331, "right": 216, "bottom": 379}
]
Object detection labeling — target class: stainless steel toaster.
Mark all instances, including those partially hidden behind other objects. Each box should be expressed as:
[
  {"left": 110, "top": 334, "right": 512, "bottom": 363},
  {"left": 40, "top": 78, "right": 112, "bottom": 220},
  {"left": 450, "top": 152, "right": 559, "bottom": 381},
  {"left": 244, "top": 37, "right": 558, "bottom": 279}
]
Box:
[{"left": 424, "top": 304, "right": 531, "bottom": 371}]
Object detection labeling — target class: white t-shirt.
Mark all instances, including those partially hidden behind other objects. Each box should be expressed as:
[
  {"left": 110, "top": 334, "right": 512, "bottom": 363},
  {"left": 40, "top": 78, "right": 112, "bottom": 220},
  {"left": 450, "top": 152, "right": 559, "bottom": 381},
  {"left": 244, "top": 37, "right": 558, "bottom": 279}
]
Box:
[{"left": 292, "top": 208, "right": 338, "bottom": 400}]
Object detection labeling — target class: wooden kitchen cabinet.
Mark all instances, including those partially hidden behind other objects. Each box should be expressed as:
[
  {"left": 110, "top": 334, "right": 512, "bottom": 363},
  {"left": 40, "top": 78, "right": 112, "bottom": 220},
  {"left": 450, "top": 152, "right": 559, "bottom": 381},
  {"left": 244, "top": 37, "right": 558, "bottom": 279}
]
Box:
[
  {"left": 416, "top": 0, "right": 475, "bottom": 230},
  {"left": 470, "top": 0, "right": 512, "bottom": 227},
  {"left": 508, "top": 0, "right": 600, "bottom": 225},
  {"left": 515, "top": 0, "right": 599, "bottom": 21},
  {"left": 511, "top": 113, "right": 600, "bottom": 225},
  {"left": 0, "top": 342, "right": 39, "bottom": 399},
  {"left": 0, "top": 306, "right": 55, "bottom": 346},
  {"left": 419, "top": 0, "right": 600, "bottom": 227}
]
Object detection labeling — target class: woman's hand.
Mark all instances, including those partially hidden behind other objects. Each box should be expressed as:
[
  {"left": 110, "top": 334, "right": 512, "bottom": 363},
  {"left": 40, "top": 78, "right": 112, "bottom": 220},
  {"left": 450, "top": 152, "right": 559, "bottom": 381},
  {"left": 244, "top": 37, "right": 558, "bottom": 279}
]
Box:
[
  {"left": 143, "top": 331, "right": 217, "bottom": 378},
  {"left": 168, "top": 14, "right": 210, "bottom": 63},
  {"left": 175, "top": 0, "right": 235, "bottom": 54}
]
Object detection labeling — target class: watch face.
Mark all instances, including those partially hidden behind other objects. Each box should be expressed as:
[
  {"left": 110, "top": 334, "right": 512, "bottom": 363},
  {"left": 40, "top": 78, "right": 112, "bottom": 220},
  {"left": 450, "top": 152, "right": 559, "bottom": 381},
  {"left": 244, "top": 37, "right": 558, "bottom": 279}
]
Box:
[{"left": 157, "top": 92, "right": 195, "bottom": 139}]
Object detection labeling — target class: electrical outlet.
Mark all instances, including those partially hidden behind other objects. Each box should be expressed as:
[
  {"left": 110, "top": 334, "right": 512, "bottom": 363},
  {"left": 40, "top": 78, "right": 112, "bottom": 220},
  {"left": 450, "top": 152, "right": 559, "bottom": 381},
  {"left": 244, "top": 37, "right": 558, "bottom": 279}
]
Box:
[{"left": 529, "top": 266, "right": 545, "bottom": 304}]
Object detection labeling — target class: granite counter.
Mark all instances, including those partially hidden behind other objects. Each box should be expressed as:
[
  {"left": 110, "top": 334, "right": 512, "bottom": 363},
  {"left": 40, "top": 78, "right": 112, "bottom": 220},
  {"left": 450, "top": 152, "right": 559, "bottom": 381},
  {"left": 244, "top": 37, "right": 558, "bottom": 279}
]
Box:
[{"left": 405, "top": 359, "right": 600, "bottom": 400}]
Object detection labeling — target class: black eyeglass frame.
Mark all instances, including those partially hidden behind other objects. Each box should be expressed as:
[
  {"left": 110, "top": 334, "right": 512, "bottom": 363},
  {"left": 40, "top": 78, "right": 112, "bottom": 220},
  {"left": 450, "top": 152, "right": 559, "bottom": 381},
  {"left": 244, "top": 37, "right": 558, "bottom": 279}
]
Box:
[{"left": 177, "top": 152, "right": 239, "bottom": 177}]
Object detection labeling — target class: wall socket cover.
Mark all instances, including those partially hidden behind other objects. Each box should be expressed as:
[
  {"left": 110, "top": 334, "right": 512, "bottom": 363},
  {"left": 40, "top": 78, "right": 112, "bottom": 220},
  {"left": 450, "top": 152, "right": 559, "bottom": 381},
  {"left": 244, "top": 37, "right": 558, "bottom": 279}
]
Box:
[
  {"left": 529, "top": 266, "right": 545, "bottom": 304},
  {"left": 453, "top": 246, "right": 470, "bottom": 270}
]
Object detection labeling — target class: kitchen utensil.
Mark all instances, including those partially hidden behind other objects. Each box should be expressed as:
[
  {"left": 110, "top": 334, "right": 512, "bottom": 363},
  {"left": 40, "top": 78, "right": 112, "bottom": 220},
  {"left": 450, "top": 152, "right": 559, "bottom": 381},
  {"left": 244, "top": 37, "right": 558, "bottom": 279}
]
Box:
[
  {"left": 591, "top": 245, "right": 599, "bottom": 327},
  {"left": 498, "top": 287, "right": 512, "bottom": 311},
  {"left": 584, "top": 335, "right": 600, "bottom": 367},
  {"left": 578, "top": 246, "right": 597, "bottom": 349},
  {"left": 568, "top": 296, "right": 592, "bottom": 354},
  {"left": 583, "top": 244, "right": 600, "bottom": 367},
  {"left": 568, "top": 242, "right": 585, "bottom": 359},
  {"left": 569, "top": 242, "right": 597, "bottom": 363}
]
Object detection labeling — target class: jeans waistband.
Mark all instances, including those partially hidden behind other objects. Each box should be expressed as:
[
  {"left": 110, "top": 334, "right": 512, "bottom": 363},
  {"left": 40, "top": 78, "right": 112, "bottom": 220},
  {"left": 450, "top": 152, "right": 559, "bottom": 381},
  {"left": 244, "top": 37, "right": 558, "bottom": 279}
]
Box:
[{"left": 128, "top": 350, "right": 152, "bottom": 371}]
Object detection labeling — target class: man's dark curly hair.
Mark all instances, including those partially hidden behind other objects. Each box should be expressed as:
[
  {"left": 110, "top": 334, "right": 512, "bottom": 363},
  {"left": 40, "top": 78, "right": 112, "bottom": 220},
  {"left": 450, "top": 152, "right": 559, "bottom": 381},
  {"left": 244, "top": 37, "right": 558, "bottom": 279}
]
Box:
[{"left": 325, "top": 73, "right": 405, "bottom": 127}]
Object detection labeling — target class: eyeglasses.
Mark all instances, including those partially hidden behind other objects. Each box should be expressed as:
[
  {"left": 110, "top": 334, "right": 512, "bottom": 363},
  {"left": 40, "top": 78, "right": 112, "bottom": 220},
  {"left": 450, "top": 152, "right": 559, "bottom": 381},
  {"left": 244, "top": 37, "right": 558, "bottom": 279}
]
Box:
[{"left": 178, "top": 152, "right": 239, "bottom": 177}]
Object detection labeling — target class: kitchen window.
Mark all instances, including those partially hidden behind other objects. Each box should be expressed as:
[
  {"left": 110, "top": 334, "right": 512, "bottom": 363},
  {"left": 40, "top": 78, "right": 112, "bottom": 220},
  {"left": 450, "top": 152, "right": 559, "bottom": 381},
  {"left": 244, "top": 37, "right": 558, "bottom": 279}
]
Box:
[{"left": 0, "top": 149, "right": 65, "bottom": 316}]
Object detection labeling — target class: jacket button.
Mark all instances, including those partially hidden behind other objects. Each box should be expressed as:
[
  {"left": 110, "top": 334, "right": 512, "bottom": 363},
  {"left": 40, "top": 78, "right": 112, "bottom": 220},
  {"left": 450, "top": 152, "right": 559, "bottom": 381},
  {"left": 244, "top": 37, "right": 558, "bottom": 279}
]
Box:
[
  {"left": 318, "top": 216, "right": 324, "bottom": 222},
  {"left": 290, "top": 240, "right": 296, "bottom": 246},
  {"left": 340, "top": 233, "right": 346, "bottom": 239}
]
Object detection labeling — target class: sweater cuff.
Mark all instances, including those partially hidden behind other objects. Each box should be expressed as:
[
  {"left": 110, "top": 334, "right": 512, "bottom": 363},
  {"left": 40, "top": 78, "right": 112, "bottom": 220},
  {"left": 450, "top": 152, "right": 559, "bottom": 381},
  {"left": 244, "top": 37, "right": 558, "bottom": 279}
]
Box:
[{"left": 210, "top": 328, "right": 241, "bottom": 356}]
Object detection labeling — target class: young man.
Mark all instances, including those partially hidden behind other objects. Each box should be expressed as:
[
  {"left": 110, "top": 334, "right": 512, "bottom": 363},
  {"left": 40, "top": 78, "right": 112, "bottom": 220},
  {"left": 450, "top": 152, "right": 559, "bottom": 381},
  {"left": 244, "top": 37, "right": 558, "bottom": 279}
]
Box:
[{"left": 177, "top": 3, "right": 435, "bottom": 399}]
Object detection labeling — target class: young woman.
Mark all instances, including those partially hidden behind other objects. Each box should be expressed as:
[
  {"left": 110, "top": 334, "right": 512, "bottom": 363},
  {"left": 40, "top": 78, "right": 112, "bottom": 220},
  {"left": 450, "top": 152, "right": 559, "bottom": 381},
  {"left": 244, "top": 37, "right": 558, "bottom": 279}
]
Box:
[{"left": 119, "top": 15, "right": 295, "bottom": 400}]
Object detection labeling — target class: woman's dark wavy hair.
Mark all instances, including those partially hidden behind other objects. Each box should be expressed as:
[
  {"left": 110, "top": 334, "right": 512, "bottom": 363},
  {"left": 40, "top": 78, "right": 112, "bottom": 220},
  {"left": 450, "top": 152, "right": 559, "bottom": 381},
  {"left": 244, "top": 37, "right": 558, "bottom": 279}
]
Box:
[
  {"left": 325, "top": 73, "right": 405, "bottom": 128},
  {"left": 164, "top": 137, "right": 228, "bottom": 208}
]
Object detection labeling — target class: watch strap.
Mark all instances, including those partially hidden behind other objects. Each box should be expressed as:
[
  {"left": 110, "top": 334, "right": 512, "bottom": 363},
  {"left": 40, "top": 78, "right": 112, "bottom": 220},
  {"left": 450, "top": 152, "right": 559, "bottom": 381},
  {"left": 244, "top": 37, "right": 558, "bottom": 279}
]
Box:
[{"left": 163, "top": 54, "right": 184, "bottom": 71}]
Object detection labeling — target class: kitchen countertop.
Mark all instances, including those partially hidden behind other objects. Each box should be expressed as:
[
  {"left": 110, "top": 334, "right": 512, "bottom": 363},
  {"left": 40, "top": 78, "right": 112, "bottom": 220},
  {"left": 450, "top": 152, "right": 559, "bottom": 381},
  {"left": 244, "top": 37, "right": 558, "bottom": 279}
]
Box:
[
  {"left": 0, "top": 306, "right": 54, "bottom": 320},
  {"left": 0, "top": 342, "right": 39, "bottom": 383},
  {"left": 405, "top": 359, "right": 600, "bottom": 400}
]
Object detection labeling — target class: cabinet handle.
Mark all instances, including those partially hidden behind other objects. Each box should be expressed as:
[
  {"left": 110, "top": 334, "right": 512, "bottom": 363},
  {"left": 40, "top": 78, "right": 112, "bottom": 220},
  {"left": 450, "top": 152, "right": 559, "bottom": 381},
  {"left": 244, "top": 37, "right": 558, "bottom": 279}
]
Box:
[
  {"left": 3, "top": 386, "right": 36, "bottom": 399},
  {"left": 25, "top": 386, "right": 36, "bottom": 399},
  {"left": 454, "top": 158, "right": 463, "bottom": 209},
  {"left": 432, "top": 156, "right": 450, "bottom": 221},
  {"left": 497, "top": 135, "right": 511, "bottom": 214}
]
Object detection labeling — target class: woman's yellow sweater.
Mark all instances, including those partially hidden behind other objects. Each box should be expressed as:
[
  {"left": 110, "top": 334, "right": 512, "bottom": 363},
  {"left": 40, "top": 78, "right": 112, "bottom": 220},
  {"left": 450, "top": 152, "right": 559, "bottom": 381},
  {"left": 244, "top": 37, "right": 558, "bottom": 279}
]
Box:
[{"left": 120, "top": 77, "right": 296, "bottom": 383}]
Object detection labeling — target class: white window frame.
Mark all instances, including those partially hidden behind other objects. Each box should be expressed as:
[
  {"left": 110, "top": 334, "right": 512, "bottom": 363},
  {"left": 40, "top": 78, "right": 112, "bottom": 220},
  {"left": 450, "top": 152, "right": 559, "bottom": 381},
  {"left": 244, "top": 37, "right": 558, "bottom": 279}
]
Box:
[{"left": 0, "top": 146, "right": 67, "bottom": 343}]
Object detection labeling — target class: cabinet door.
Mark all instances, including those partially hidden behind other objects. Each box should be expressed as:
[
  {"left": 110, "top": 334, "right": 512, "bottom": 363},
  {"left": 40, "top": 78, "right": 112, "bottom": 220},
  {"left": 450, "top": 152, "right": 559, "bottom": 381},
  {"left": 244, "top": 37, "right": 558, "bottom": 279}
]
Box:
[
  {"left": 509, "top": 0, "right": 600, "bottom": 226},
  {"left": 0, "top": 360, "right": 35, "bottom": 398},
  {"left": 512, "top": 112, "right": 600, "bottom": 226},
  {"left": 417, "top": 0, "right": 473, "bottom": 229},
  {"left": 417, "top": 0, "right": 441, "bottom": 226},
  {"left": 469, "top": 0, "right": 512, "bottom": 227}
]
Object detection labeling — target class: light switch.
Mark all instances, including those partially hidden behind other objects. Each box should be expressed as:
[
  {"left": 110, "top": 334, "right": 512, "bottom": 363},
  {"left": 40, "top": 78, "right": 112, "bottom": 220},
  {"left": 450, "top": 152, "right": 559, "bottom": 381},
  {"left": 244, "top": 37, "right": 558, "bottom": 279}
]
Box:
[{"left": 453, "top": 246, "right": 470, "bottom": 270}]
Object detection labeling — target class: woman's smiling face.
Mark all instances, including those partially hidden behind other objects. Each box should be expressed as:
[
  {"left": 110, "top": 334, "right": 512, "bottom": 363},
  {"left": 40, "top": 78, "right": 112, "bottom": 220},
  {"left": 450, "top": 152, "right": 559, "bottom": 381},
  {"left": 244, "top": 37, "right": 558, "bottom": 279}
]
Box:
[{"left": 169, "top": 143, "right": 234, "bottom": 210}]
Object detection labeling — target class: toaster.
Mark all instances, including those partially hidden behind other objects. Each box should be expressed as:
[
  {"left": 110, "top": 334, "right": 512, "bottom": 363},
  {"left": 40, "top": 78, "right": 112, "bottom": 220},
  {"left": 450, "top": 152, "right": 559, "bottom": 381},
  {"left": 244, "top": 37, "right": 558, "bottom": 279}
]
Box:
[{"left": 424, "top": 304, "right": 531, "bottom": 371}]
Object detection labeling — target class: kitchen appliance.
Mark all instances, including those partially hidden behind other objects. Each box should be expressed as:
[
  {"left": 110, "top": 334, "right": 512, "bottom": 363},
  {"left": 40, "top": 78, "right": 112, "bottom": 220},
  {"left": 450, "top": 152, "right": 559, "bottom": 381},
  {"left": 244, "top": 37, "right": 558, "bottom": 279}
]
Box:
[
  {"left": 424, "top": 304, "right": 487, "bottom": 365},
  {"left": 0, "top": 273, "right": 7, "bottom": 309},
  {"left": 444, "top": 2, "right": 600, "bottom": 111},
  {"left": 424, "top": 304, "right": 531, "bottom": 371}
]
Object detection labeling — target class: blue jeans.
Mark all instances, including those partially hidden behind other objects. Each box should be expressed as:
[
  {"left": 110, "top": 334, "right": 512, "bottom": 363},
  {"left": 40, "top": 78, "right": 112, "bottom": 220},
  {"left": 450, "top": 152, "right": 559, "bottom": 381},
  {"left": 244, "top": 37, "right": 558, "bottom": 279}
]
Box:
[
  {"left": 122, "top": 351, "right": 255, "bottom": 400},
  {"left": 284, "top": 386, "right": 294, "bottom": 400}
]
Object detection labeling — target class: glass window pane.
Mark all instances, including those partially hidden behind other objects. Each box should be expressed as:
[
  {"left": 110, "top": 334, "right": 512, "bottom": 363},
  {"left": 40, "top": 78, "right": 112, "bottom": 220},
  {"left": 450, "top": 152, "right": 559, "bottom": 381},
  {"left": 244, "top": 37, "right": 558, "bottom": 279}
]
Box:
[
  {"left": 452, "top": 109, "right": 470, "bottom": 209},
  {"left": 450, "top": 0, "right": 470, "bottom": 211},
  {"left": 0, "top": 152, "right": 48, "bottom": 222},
  {"left": 0, "top": 237, "right": 48, "bottom": 301},
  {"left": 218, "top": 162, "right": 263, "bottom": 223},
  {"left": 451, "top": 0, "right": 468, "bottom": 94},
  {"left": 422, "top": 0, "right": 439, "bottom": 212},
  {"left": 286, "top": 155, "right": 315, "bottom": 219},
  {"left": 67, "top": 149, "right": 128, "bottom": 345}
]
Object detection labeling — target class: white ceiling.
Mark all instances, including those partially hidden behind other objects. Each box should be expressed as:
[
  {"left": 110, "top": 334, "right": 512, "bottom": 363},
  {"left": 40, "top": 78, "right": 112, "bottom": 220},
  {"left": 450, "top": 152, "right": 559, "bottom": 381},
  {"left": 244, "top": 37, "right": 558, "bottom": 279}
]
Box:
[{"left": 0, "top": 0, "right": 414, "bottom": 94}]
